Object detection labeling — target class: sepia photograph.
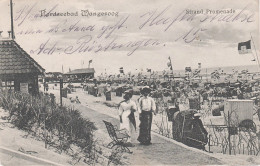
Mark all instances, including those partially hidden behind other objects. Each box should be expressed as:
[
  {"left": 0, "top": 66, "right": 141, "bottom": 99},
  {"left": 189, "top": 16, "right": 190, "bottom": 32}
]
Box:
[{"left": 0, "top": 0, "right": 259, "bottom": 165}]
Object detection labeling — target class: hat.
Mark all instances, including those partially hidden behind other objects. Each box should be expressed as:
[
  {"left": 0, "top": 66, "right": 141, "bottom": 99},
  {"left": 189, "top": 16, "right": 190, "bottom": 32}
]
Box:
[
  {"left": 124, "top": 89, "right": 131, "bottom": 94},
  {"left": 124, "top": 90, "right": 133, "bottom": 98},
  {"left": 194, "top": 113, "right": 202, "bottom": 117},
  {"left": 124, "top": 89, "right": 133, "bottom": 96},
  {"left": 141, "top": 86, "right": 151, "bottom": 94}
]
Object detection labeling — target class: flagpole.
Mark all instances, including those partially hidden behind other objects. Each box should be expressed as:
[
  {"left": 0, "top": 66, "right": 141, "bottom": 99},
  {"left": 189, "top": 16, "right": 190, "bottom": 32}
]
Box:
[
  {"left": 250, "top": 33, "right": 260, "bottom": 71},
  {"left": 168, "top": 56, "right": 175, "bottom": 92},
  {"left": 168, "top": 56, "right": 174, "bottom": 79},
  {"left": 206, "top": 68, "right": 208, "bottom": 83},
  {"left": 10, "top": 0, "right": 15, "bottom": 39}
]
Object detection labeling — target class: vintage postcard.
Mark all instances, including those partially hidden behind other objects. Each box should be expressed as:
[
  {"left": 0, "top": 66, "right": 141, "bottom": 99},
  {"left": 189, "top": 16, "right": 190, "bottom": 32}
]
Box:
[{"left": 0, "top": 0, "right": 259, "bottom": 165}]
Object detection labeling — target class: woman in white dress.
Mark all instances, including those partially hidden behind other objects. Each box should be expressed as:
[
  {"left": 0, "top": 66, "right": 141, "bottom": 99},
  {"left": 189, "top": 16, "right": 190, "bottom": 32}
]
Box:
[{"left": 118, "top": 90, "right": 137, "bottom": 145}]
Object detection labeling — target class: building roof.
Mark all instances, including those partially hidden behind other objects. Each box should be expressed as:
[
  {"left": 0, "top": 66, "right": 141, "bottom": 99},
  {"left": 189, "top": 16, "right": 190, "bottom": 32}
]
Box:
[
  {"left": 65, "top": 68, "right": 95, "bottom": 75},
  {"left": 0, "top": 40, "right": 45, "bottom": 75}
]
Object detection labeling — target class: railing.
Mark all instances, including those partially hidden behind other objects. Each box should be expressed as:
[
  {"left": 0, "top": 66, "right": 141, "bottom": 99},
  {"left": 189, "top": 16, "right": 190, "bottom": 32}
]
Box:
[{"left": 152, "top": 96, "right": 260, "bottom": 156}]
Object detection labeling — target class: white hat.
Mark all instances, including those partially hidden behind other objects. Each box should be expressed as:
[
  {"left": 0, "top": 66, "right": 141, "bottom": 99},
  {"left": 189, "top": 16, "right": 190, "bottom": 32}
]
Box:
[{"left": 194, "top": 113, "right": 202, "bottom": 117}]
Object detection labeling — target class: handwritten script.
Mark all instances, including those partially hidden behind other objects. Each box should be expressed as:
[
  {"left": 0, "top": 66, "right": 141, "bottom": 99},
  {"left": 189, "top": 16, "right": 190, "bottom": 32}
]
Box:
[{"left": 14, "top": 3, "right": 256, "bottom": 56}]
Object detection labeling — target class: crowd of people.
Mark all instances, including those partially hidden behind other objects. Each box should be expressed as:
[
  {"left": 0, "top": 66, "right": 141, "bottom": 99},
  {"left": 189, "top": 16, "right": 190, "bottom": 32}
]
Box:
[
  {"left": 80, "top": 77, "right": 260, "bottom": 148},
  {"left": 116, "top": 84, "right": 211, "bottom": 149}
]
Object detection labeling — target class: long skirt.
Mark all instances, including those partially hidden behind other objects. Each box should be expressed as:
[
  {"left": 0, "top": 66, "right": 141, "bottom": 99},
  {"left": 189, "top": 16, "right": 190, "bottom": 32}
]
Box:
[
  {"left": 257, "top": 108, "right": 260, "bottom": 121},
  {"left": 120, "top": 110, "right": 135, "bottom": 143},
  {"left": 137, "top": 111, "right": 153, "bottom": 144},
  {"left": 105, "top": 91, "right": 111, "bottom": 101}
]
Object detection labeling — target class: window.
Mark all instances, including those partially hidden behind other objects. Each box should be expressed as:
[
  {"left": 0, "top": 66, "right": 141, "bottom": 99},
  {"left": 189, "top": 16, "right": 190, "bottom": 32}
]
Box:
[{"left": 1, "top": 80, "right": 15, "bottom": 90}]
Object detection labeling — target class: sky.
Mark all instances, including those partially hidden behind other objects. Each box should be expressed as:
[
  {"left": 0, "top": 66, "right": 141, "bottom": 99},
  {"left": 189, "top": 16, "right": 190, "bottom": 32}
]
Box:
[{"left": 0, "top": 0, "right": 259, "bottom": 75}]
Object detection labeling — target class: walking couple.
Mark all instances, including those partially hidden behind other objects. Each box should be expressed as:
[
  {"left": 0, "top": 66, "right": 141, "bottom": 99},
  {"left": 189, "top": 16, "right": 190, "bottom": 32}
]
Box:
[{"left": 118, "top": 86, "right": 156, "bottom": 146}]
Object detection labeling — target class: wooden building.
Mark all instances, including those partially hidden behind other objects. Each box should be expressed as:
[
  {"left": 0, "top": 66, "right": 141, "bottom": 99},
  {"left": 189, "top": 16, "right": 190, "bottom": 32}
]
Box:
[
  {"left": 0, "top": 39, "right": 45, "bottom": 94},
  {"left": 64, "top": 68, "right": 95, "bottom": 82}
]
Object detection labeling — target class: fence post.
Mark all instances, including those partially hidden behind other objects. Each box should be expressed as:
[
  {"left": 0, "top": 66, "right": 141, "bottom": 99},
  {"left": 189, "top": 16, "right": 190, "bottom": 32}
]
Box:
[
  {"left": 228, "top": 111, "right": 232, "bottom": 155},
  {"left": 243, "top": 144, "right": 244, "bottom": 154},
  {"left": 41, "top": 113, "right": 47, "bottom": 149},
  {"left": 60, "top": 79, "right": 63, "bottom": 107},
  {"left": 208, "top": 134, "right": 211, "bottom": 152},
  {"left": 44, "top": 113, "right": 47, "bottom": 149}
]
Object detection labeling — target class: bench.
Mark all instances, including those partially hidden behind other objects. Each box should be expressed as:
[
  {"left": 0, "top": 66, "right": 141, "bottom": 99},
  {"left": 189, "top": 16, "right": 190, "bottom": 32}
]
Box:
[{"left": 103, "top": 120, "right": 132, "bottom": 153}]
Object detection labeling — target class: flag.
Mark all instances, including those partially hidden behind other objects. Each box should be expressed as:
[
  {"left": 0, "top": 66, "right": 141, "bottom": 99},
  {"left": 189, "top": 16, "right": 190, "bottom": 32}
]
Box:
[
  {"left": 238, "top": 40, "right": 251, "bottom": 54},
  {"left": 198, "top": 63, "right": 201, "bottom": 69},
  {"left": 167, "top": 56, "right": 173, "bottom": 70},
  {"left": 192, "top": 69, "right": 200, "bottom": 78},
  {"left": 147, "top": 68, "right": 151, "bottom": 72},
  {"left": 167, "top": 62, "right": 171, "bottom": 67},
  {"left": 119, "top": 67, "right": 124, "bottom": 74},
  {"left": 69, "top": 68, "right": 71, "bottom": 72},
  {"left": 185, "top": 67, "right": 192, "bottom": 72},
  {"left": 88, "top": 60, "right": 93, "bottom": 68}
]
